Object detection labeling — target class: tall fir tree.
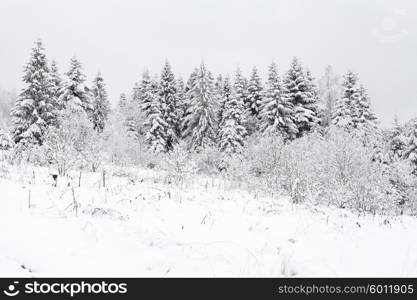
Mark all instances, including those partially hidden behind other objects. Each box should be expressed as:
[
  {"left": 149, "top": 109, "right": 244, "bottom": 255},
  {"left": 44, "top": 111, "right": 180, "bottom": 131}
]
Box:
[
  {"left": 90, "top": 72, "right": 110, "bottom": 133},
  {"left": 332, "top": 70, "right": 378, "bottom": 137},
  {"left": 217, "top": 76, "right": 232, "bottom": 130},
  {"left": 138, "top": 70, "right": 153, "bottom": 118},
  {"left": 233, "top": 68, "right": 248, "bottom": 114},
  {"left": 259, "top": 62, "right": 297, "bottom": 140},
  {"left": 176, "top": 77, "right": 187, "bottom": 130},
  {"left": 214, "top": 75, "right": 224, "bottom": 113},
  {"left": 356, "top": 85, "right": 378, "bottom": 132},
  {"left": 283, "top": 57, "right": 320, "bottom": 137},
  {"left": 183, "top": 63, "right": 217, "bottom": 150},
  {"left": 11, "top": 39, "right": 56, "bottom": 145},
  {"left": 332, "top": 70, "right": 361, "bottom": 130},
  {"left": 246, "top": 66, "right": 263, "bottom": 118},
  {"left": 159, "top": 61, "right": 179, "bottom": 150},
  {"left": 131, "top": 82, "right": 141, "bottom": 104},
  {"left": 388, "top": 116, "right": 407, "bottom": 162},
  {"left": 181, "top": 68, "right": 198, "bottom": 136},
  {"left": 145, "top": 76, "right": 168, "bottom": 152},
  {"left": 58, "top": 57, "right": 91, "bottom": 115},
  {"left": 48, "top": 60, "right": 63, "bottom": 112},
  {"left": 218, "top": 89, "right": 247, "bottom": 154}
]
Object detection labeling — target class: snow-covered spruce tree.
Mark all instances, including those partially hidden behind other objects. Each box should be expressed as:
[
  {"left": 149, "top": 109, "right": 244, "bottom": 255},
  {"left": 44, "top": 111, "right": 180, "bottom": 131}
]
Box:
[
  {"left": 58, "top": 57, "right": 92, "bottom": 115},
  {"left": 48, "top": 60, "right": 63, "bottom": 112},
  {"left": 130, "top": 82, "right": 142, "bottom": 112},
  {"left": 233, "top": 68, "right": 248, "bottom": 114},
  {"left": 404, "top": 118, "right": 417, "bottom": 175},
  {"left": 117, "top": 93, "right": 141, "bottom": 139},
  {"left": 388, "top": 116, "right": 407, "bottom": 162},
  {"left": 217, "top": 76, "right": 232, "bottom": 130},
  {"left": 259, "top": 62, "right": 297, "bottom": 140},
  {"left": 183, "top": 63, "right": 218, "bottom": 150},
  {"left": 318, "top": 65, "right": 341, "bottom": 127},
  {"left": 213, "top": 74, "right": 224, "bottom": 117},
  {"left": 283, "top": 57, "right": 320, "bottom": 137},
  {"left": 332, "top": 70, "right": 378, "bottom": 139},
  {"left": 356, "top": 85, "right": 378, "bottom": 132},
  {"left": 332, "top": 70, "right": 361, "bottom": 130},
  {"left": 246, "top": 66, "right": 263, "bottom": 118},
  {"left": 11, "top": 39, "right": 56, "bottom": 145},
  {"left": 305, "top": 69, "right": 321, "bottom": 123},
  {"left": 159, "top": 61, "right": 179, "bottom": 149},
  {"left": 132, "top": 81, "right": 141, "bottom": 102},
  {"left": 218, "top": 89, "right": 247, "bottom": 154},
  {"left": 175, "top": 77, "right": 187, "bottom": 131},
  {"left": 181, "top": 68, "right": 198, "bottom": 136},
  {"left": 145, "top": 76, "right": 168, "bottom": 152},
  {"left": 137, "top": 70, "right": 152, "bottom": 118},
  {"left": 90, "top": 72, "right": 110, "bottom": 133}
]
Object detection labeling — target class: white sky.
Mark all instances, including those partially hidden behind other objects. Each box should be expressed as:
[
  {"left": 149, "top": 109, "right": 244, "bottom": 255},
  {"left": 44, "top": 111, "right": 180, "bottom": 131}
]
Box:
[{"left": 0, "top": 0, "right": 416, "bottom": 126}]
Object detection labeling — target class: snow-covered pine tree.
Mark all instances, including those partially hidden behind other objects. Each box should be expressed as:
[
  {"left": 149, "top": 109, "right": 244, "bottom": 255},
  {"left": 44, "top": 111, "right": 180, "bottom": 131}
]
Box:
[
  {"left": 214, "top": 74, "right": 224, "bottom": 95},
  {"left": 145, "top": 76, "right": 168, "bottom": 152},
  {"left": 159, "top": 61, "right": 179, "bottom": 150},
  {"left": 404, "top": 117, "right": 417, "bottom": 175},
  {"left": 305, "top": 69, "right": 321, "bottom": 127},
  {"left": 246, "top": 67, "right": 263, "bottom": 118},
  {"left": 11, "top": 39, "right": 56, "bottom": 145},
  {"left": 131, "top": 82, "right": 141, "bottom": 104},
  {"left": 58, "top": 57, "right": 92, "bottom": 115},
  {"left": 217, "top": 76, "right": 232, "bottom": 129},
  {"left": 183, "top": 63, "right": 218, "bottom": 150},
  {"left": 137, "top": 70, "right": 153, "bottom": 118},
  {"left": 90, "top": 72, "right": 110, "bottom": 133},
  {"left": 318, "top": 65, "right": 341, "bottom": 127},
  {"left": 214, "top": 74, "right": 224, "bottom": 112},
  {"left": 233, "top": 68, "right": 248, "bottom": 113},
  {"left": 181, "top": 68, "right": 198, "bottom": 136},
  {"left": 388, "top": 116, "right": 407, "bottom": 162},
  {"left": 117, "top": 92, "right": 139, "bottom": 138},
  {"left": 175, "top": 77, "right": 187, "bottom": 133},
  {"left": 259, "top": 62, "right": 297, "bottom": 140},
  {"left": 356, "top": 85, "right": 378, "bottom": 132},
  {"left": 283, "top": 57, "right": 320, "bottom": 137},
  {"left": 218, "top": 89, "right": 247, "bottom": 154},
  {"left": 332, "top": 70, "right": 361, "bottom": 130},
  {"left": 48, "top": 60, "right": 63, "bottom": 113}
]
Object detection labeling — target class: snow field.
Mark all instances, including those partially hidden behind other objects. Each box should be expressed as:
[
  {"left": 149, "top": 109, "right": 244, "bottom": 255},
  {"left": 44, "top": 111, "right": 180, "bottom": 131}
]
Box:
[{"left": 1, "top": 165, "right": 417, "bottom": 277}]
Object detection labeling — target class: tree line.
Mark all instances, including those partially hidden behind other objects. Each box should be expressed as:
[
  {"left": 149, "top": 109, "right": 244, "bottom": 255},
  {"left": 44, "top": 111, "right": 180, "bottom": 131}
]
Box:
[{"left": 2, "top": 39, "right": 417, "bottom": 176}]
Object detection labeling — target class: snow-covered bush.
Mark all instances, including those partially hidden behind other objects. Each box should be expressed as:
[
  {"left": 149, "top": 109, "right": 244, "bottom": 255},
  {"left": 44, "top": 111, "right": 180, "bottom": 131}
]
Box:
[
  {"left": 244, "top": 134, "right": 284, "bottom": 180},
  {"left": 103, "top": 110, "right": 149, "bottom": 167},
  {"left": 161, "top": 142, "right": 196, "bottom": 184},
  {"left": 191, "top": 145, "right": 224, "bottom": 175},
  {"left": 231, "top": 128, "right": 413, "bottom": 214},
  {"left": 0, "top": 128, "right": 12, "bottom": 150},
  {"left": 382, "top": 160, "right": 417, "bottom": 214},
  {"left": 0, "top": 148, "right": 11, "bottom": 179},
  {"left": 42, "top": 109, "right": 103, "bottom": 175}
]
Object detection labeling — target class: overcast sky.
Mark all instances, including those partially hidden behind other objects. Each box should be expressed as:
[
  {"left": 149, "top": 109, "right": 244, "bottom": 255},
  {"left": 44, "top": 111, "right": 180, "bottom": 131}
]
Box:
[{"left": 0, "top": 0, "right": 416, "bottom": 126}]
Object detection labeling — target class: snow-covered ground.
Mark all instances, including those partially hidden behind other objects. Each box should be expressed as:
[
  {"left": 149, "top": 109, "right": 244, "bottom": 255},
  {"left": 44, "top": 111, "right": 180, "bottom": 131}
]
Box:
[{"left": 1, "top": 165, "right": 417, "bottom": 277}]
